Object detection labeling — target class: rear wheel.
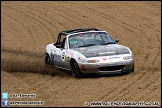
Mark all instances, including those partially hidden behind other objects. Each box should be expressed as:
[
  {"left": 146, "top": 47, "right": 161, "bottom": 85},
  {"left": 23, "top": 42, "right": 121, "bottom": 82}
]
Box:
[
  {"left": 45, "top": 53, "right": 52, "bottom": 66},
  {"left": 71, "top": 60, "right": 83, "bottom": 78},
  {"left": 44, "top": 53, "right": 54, "bottom": 75}
]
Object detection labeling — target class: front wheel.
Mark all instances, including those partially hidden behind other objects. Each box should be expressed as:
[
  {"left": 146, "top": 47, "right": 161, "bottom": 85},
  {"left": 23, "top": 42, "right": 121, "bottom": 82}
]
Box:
[{"left": 71, "top": 60, "right": 83, "bottom": 78}]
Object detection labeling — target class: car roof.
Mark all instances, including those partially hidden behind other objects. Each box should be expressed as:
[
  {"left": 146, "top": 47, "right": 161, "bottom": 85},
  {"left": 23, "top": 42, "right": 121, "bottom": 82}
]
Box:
[{"left": 59, "top": 28, "right": 102, "bottom": 36}]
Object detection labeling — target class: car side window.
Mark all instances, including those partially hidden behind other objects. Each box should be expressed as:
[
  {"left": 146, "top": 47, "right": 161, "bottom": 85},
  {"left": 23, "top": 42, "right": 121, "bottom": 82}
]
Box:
[{"left": 55, "top": 34, "right": 67, "bottom": 48}]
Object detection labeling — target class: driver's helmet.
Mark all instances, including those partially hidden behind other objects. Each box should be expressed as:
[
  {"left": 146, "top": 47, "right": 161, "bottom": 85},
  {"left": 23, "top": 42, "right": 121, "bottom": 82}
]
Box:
[
  {"left": 69, "top": 38, "right": 78, "bottom": 45},
  {"left": 69, "top": 38, "right": 79, "bottom": 48}
]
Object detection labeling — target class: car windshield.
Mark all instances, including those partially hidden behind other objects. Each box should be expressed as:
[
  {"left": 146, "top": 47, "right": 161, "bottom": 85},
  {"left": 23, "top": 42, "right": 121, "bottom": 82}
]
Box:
[{"left": 68, "top": 32, "right": 116, "bottom": 49}]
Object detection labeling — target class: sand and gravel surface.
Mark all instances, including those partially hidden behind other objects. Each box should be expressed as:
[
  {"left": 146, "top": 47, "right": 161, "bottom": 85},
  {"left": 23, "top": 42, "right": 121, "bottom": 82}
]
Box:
[{"left": 1, "top": 1, "right": 161, "bottom": 107}]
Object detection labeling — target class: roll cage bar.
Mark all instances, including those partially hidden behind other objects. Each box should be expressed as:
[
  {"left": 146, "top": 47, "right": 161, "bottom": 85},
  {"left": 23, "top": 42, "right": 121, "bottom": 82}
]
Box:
[
  {"left": 60, "top": 28, "right": 101, "bottom": 35},
  {"left": 56, "top": 28, "right": 102, "bottom": 44}
]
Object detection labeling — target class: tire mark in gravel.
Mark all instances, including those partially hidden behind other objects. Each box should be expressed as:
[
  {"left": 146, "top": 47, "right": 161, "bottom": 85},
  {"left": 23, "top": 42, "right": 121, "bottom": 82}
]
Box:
[
  {"left": 115, "top": 2, "right": 160, "bottom": 18},
  {"left": 11, "top": 5, "right": 60, "bottom": 43},
  {"left": 151, "top": 53, "right": 160, "bottom": 67},
  {"left": 119, "top": 2, "right": 160, "bottom": 45},
  {"left": 118, "top": 1, "right": 159, "bottom": 16},
  {"left": 15, "top": 3, "right": 63, "bottom": 33},
  {"left": 2, "top": 48, "right": 43, "bottom": 58},
  {"left": 1, "top": 12, "right": 37, "bottom": 50},
  {"left": 2, "top": 6, "right": 48, "bottom": 46},
  {"left": 49, "top": 2, "right": 93, "bottom": 27},
  {"left": 28, "top": 2, "right": 69, "bottom": 30},
  {"left": 74, "top": 2, "right": 116, "bottom": 27},
  {"left": 122, "top": 81, "right": 160, "bottom": 101},
  {"left": 108, "top": 72, "right": 160, "bottom": 101},
  {"left": 3, "top": 5, "right": 54, "bottom": 39},
  {"left": 26, "top": 2, "right": 78, "bottom": 30},
  {"left": 99, "top": 2, "right": 160, "bottom": 41},
  {"left": 128, "top": 2, "right": 160, "bottom": 17},
  {"left": 104, "top": 9, "right": 153, "bottom": 37},
  {"left": 37, "top": 2, "right": 85, "bottom": 29},
  {"left": 3, "top": 4, "right": 56, "bottom": 53},
  {"left": 98, "top": 72, "right": 146, "bottom": 101},
  {"left": 128, "top": 74, "right": 160, "bottom": 101},
  {"left": 149, "top": 49, "right": 160, "bottom": 71},
  {"left": 1, "top": 13, "right": 32, "bottom": 37},
  {"left": 138, "top": 86, "right": 160, "bottom": 101},
  {"left": 2, "top": 58, "right": 45, "bottom": 73},
  {"left": 80, "top": 2, "right": 132, "bottom": 31},
  {"left": 30, "top": 77, "right": 76, "bottom": 100},
  {"left": 145, "top": 1, "right": 161, "bottom": 9},
  {"left": 104, "top": 72, "right": 147, "bottom": 101},
  {"left": 55, "top": 2, "right": 114, "bottom": 30},
  {"left": 3, "top": 7, "right": 45, "bottom": 55},
  {"left": 35, "top": 73, "right": 72, "bottom": 89},
  {"left": 10, "top": 72, "right": 46, "bottom": 89},
  {"left": 149, "top": 49, "right": 161, "bottom": 66}
]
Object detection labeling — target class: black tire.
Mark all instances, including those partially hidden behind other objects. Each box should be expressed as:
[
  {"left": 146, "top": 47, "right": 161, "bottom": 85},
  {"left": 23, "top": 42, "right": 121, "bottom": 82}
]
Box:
[
  {"left": 45, "top": 53, "right": 61, "bottom": 76},
  {"left": 71, "top": 60, "right": 83, "bottom": 78},
  {"left": 45, "top": 53, "right": 52, "bottom": 66},
  {"left": 44, "top": 53, "right": 54, "bottom": 75},
  {"left": 130, "top": 62, "right": 134, "bottom": 72}
]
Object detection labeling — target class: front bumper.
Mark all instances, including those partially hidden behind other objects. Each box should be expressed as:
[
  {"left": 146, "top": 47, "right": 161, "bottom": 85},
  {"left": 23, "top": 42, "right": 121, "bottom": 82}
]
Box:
[{"left": 78, "top": 60, "right": 134, "bottom": 74}]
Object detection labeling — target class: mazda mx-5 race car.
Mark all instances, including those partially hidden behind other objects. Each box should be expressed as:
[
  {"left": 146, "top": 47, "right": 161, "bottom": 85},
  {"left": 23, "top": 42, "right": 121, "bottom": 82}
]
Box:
[{"left": 45, "top": 28, "right": 134, "bottom": 78}]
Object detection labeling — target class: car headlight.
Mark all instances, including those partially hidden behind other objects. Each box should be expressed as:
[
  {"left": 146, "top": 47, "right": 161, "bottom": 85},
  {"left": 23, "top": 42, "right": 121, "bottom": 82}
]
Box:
[
  {"left": 123, "top": 56, "right": 132, "bottom": 60},
  {"left": 87, "top": 60, "right": 99, "bottom": 63}
]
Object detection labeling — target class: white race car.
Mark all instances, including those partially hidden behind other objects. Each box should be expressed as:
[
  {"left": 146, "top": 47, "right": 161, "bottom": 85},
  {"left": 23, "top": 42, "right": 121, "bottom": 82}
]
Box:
[{"left": 45, "top": 28, "right": 134, "bottom": 78}]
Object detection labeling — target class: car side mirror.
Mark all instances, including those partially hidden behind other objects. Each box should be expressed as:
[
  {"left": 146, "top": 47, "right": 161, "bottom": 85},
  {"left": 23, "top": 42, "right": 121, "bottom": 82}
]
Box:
[{"left": 115, "top": 39, "right": 119, "bottom": 43}]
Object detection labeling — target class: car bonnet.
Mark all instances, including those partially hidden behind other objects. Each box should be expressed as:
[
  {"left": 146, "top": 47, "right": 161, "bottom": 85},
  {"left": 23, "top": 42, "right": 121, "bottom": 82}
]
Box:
[{"left": 72, "top": 44, "right": 130, "bottom": 58}]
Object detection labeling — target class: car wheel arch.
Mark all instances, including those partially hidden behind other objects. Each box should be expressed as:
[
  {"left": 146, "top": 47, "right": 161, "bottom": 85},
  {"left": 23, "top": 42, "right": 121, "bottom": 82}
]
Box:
[
  {"left": 70, "top": 58, "right": 76, "bottom": 69},
  {"left": 70, "top": 58, "right": 83, "bottom": 78}
]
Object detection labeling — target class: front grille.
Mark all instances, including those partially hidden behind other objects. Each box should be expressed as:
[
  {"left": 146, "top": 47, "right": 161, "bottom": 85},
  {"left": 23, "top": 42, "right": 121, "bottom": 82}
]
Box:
[{"left": 98, "top": 65, "right": 124, "bottom": 71}]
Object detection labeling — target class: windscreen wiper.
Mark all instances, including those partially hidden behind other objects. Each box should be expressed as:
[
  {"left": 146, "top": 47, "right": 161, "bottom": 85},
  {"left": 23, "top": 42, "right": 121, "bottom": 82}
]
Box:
[
  {"left": 101, "top": 42, "right": 116, "bottom": 45},
  {"left": 78, "top": 44, "right": 96, "bottom": 48}
]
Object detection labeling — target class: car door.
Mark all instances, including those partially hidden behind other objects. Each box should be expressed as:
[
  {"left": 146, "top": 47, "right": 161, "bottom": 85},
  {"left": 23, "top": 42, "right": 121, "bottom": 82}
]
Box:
[
  {"left": 53, "top": 48, "right": 66, "bottom": 68},
  {"left": 53, "top": 36, "right": 68, "bottom": 69}
]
